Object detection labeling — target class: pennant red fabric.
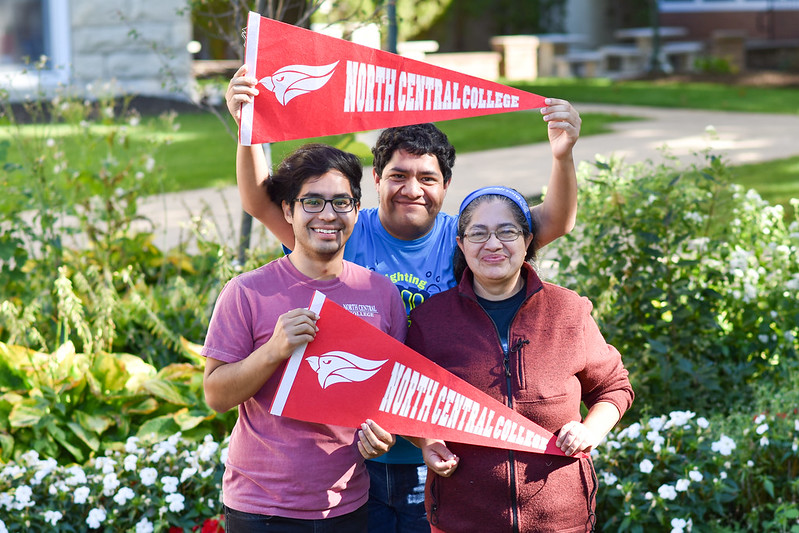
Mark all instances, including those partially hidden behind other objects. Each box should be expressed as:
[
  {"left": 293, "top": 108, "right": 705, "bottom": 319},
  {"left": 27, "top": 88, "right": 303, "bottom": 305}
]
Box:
[
  {"left": 271, "top": 291, "right": 575, "bottom": 457},
  {"left": 240, "top": 12, "right": 547, "bottom": 145}
]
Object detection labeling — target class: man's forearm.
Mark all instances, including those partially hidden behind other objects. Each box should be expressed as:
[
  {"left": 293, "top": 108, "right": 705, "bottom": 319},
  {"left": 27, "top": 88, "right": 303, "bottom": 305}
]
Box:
[{"left": 236, "top": 143, "right": 271, "bottom": 221}]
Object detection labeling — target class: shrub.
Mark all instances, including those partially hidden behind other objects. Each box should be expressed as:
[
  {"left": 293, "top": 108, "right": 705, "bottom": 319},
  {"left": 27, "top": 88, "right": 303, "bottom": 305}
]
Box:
[
  {"left": 594, "top": 380, "right": 799, "bottom": 531},
  {"left": 547, "top": 152, "right": 799, "bottom": 419},
  {"left": 0, "top": 340, "right": 235, "bottom": 465},
  {"left": 0, "top": 432, "right": 227, "bottom": 532},
  {"left": 1, "top": 82, "right": 283, "bottom": 368}
]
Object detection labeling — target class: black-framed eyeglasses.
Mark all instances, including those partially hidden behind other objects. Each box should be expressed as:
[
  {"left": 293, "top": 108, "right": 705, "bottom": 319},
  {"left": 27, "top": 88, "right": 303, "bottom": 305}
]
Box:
[
  {"left": 293, "top": 196, "right": 357, "bottom": 213},
  {"left": 463, "top": 227, "right": 523, "bottom": 243}
]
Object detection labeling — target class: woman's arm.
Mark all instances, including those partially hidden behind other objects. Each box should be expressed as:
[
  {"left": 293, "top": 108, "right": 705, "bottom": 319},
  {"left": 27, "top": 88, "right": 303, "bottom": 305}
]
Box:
[{"left": 530, "top": 98, "right": 581, "bottom": 247}]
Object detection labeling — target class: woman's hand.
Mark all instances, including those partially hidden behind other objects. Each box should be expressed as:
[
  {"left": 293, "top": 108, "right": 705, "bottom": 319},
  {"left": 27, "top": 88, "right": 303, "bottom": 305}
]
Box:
[
  {"left": 421, "top": 439, "right": 459, "bottom": 477},
  {"left": 556, "top": 420, "right": 600, "bottom": 456}
]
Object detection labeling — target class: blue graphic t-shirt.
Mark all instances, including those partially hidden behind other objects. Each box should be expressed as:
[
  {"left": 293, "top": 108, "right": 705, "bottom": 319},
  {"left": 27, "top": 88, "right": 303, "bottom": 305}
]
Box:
[
  {"left": 344, "top": 207, "right": 459, "bottom": 463},
  {"left": 344, "top": 208, "right": 459, "bottom": 316}
]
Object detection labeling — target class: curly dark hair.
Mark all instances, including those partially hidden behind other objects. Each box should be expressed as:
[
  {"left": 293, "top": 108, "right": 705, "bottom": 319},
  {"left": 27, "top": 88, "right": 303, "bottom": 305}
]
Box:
[
  {"left": 371, "top": 123, "right": 456, "bottom": 184},
  {"left": 267, "top": 143, "right": 363, "bottom": 209}
]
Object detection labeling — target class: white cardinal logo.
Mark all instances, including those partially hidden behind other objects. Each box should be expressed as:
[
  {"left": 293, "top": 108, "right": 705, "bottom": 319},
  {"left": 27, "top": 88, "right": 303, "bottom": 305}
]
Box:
[
  {"left": 259, "top": 61, "right": 339, "bottom": 106},
  {"left": 306, "top": 351, "right": 387, "bottom": 389}
]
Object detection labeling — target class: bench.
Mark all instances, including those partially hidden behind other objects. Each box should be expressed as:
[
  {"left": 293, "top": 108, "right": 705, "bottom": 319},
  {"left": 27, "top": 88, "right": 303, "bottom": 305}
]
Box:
[
  {"left": 554, "top": 50, "right": 604, "bottom": 78},
  {"left": 662, "top": 41, "right": 704, "bottom": 72}
]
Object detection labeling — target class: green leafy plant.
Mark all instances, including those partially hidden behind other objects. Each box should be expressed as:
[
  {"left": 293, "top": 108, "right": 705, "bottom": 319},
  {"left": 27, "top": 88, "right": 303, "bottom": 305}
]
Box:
[
  {"left": 0, "top": 340, "right": 235, "bottom": 465},
  {"left": 594, "top": 382, "right": 799, "bottom": 531},
  {"left": 547, "top": 151, "right": 799, "bottom": 420},
  {"left": 0, "top": 432, "right": 227, "bottom": 532}
]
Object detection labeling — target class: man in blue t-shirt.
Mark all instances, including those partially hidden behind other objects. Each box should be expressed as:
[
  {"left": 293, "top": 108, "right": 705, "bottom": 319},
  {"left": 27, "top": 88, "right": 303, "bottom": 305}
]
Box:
[{"left": 225, "top": 64, "right": 582, "bottom": 532}]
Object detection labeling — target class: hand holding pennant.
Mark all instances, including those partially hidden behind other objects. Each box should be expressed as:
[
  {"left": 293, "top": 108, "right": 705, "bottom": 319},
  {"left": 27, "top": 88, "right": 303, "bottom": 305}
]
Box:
[
  {"left": 240, "top": 12, "right": 548, "bottom": 145},
  {"left": 270, "top": 291, "right": 578, "bottom": 458}
]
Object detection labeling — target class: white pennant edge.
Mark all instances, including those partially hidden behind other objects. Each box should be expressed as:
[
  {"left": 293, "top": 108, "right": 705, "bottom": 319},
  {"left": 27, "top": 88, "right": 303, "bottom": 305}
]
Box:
[
  {"left": 239, "top": 11, "right": 260, "bottom": 146},
  {"left": 270, "top": 291, "right": 327, "bottom": 415}
]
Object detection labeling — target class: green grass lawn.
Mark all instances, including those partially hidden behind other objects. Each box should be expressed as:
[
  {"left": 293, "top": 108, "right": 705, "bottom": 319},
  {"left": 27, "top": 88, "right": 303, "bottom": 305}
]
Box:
[
  {"left": 154, "top": 110, "right": 640, "bottom": 192},
  {"left": 3, "top": 77, "right": 799, "bottom": 211},
  {"left": 513, "top": 77, "right": 799, "bottom": 114}
]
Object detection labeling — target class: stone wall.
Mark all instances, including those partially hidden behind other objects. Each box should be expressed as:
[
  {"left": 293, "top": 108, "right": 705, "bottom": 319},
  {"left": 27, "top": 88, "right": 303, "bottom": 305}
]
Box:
[{"left": 70, "top": 0, "right": 192, "bottom": 99}]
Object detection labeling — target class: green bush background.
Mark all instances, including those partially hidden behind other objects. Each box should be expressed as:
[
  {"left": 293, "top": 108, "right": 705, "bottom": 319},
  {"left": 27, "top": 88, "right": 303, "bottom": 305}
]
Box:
[{"left": 1, "top": 82, "right": 797, "bottom": 530}]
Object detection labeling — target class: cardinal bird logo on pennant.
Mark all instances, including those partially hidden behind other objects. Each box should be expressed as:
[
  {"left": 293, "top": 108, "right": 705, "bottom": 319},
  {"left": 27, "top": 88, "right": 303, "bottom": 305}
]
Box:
[
  {"left": 258, "top": 62, "right": 339, "bottom": 106},
  {"left": 306, "top": 351, "right": 387, "bottom": 389}
]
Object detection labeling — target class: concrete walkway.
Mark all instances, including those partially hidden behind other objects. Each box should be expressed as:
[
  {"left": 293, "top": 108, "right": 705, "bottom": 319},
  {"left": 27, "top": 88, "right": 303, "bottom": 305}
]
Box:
[{"left": 137, "top": 105, "right": 799, "bottom": 252}]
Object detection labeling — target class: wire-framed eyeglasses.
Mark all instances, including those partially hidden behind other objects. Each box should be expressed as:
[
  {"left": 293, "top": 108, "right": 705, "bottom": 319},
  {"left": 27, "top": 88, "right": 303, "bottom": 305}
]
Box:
[
  {"left": 463, "top": 227, "right": 523, "bottom": 243},
  {"left": 293, "top": 196, "right": 357, "bottom": 213}
]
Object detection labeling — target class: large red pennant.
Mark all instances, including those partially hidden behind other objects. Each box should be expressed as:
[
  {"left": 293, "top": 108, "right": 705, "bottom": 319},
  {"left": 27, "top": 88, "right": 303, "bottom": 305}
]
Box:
[
  {"left": 271, "top": 291, "right": 574, "bottom": 457},
  {"left": 240, "top": 12, "right": 547, "bottom": 145}
]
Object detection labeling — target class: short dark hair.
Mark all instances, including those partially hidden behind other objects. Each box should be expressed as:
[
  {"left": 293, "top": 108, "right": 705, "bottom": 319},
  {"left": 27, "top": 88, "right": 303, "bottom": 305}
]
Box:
[
  {"left": 371, "top": 123, "right": 456, "bottom": 184},
  {"left": 453, "top": 193, "right": 537, "bottom": 282},
  {"left": 267, "top": 143, "right": 363, "bottom": 209}
]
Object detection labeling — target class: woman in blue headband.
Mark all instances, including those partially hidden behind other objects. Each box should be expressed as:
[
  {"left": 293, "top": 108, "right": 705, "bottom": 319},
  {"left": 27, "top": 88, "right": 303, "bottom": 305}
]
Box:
[{"left": 405, "top": 186, "right": 634, "bottom": 533}]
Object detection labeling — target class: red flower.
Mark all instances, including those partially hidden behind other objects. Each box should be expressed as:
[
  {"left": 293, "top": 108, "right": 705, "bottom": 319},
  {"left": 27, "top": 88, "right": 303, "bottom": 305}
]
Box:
[
  {"left": 201, "top": 516, "right": 225, "bottom": 533},
  {"left": 169, "top": 528, "right": 184, "bottom": 533}
]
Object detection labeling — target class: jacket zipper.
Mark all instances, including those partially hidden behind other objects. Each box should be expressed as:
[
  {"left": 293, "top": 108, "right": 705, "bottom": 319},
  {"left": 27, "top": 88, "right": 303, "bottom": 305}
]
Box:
[
  {"left": 461, "top": 285, "right": 537, "bottom": 533},
  {"left": 503, "top": 345, "right": 519, "bottom": 533}
]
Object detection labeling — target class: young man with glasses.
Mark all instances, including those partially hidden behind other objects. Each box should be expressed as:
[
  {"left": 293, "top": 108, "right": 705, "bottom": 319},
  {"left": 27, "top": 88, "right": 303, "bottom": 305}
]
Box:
[
  {"left": 226, "top": 65, "right": 581, "bottom": 532},
  {"left": 202, "top": 144, "right": 407, "bottom": 532}
]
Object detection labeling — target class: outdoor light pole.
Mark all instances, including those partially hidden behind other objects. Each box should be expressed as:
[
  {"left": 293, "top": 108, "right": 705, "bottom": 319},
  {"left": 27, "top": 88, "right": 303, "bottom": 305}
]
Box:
[
  {"left": 386, "top": 0, "right": 397, "bottom": 53},
  {"left": 648, "top": 0, "right": 662, "bottom": 74}
]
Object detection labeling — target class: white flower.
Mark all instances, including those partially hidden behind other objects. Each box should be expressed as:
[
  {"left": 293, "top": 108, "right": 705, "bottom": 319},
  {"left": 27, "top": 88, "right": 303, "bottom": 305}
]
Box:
[
  {"left": 161, "top": 475, "right": 179, "bottom": 493},
  {"left": 64, "top": 465, "right": 87, "bottom": 486},
  {"left": 601, "top": 471, "right": 618, "bottom": 485},
  {"left": 760, "top": 436, "right": 770, "bottom": 447},
  {"left": 689, "top": 470, "right": 704, "bottom": 482},
  {"left": 124, "top": 454, "right": 138, "bottom": 472},
  {"left": 125, "top": 436, "right": 141, "bottom": 453},
  {"left": 648, "top": 416, "right": 667, "bottom": 432},
  {"left": 757, "top": 334, "right": 769, "bottom": 344},
  {"left": 671, "top": 517, "right": 688, "bottom": 533},
  {"left": 220, "top": 446, "right": 229, "bottom": 464},
  {"left": 618, "top": 422, "right": 641, "bottom": 440},
  {"left": 667, "top": 410, "right": 695, "bottom": 428},
  {"left": 14, "top": 485, "right": 33, "bottom": 506},
  {"left": 180, "top": 467, "right": 197, "bottom": 482},
  {"left": 135, "top": 517, "right": 155, "bottom": 533},
  {"left": 756, "top": 423, "right": 769, "bottom": 435},
  {"left": 658, "top": 484, "right": 678, "bottom": 500},
  {"left": 647, "top": 430, "right": 665, "bottom": 447},
  {"left": 795, "top": 419, "right": 799, "bottom": 432},
  {"left": 639, "top": 459, "right": 654, "bottom": 474},
  {"left": 696, "top": 417, "right": 710, "bottom": 429},
  {"left": 43, "top": 510, "right": 63, "bottom": 526},
  {"left": 720, "top": 471, "right": 728, "bottom": 479},
  {"left": 747, "top": 460, "right": 755, "bottom": 467},
  {"left": 140, "top": 467, "right": 158, "bottom": 486},
  {"left": 198, "top": 435, "right": 220, "bottom": 461},
  {"left": 166, "top": 492, "right": 185, "bottom": 513},
  {"left": 113, "top": 486, "right": 136, "bottom": 505},
  {"left": 0, "top": 519, "right": 7, "bottom": 533},
  {"left": 95, "top": 457, "right": 117, "bottom": 474},
  {"left": 102, "top": 472, "right": 120, "bottom": 496},
  {"left": 644, "top": 491, "right": 654, "bottom": 500},
  {"left": 74, "top": 486, "right": 91, "bottom": 504},
  {"left": 711, "top": 434, "right": 736, "bottom": 456},
  {"left": 676, "top": 478, "right": 690, "bottom": 492},
  {"left": 86, "top": 508, "right": 107, "bottom": 529}
]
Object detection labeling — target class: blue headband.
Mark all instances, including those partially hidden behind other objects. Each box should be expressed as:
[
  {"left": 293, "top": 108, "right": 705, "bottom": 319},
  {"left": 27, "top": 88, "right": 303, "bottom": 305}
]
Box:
[{"left": 458, "top": 186, "right": 533, "bottom": 232}]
